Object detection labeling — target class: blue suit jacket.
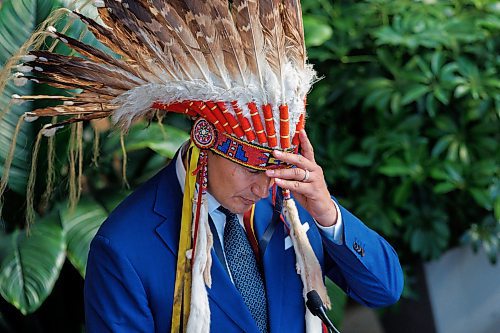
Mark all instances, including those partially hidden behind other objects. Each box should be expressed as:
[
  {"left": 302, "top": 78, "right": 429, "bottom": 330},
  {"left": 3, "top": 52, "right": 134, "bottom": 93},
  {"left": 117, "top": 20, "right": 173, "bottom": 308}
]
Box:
[{"left": 84, "top": 160, "right": 403, "bottom": 332}]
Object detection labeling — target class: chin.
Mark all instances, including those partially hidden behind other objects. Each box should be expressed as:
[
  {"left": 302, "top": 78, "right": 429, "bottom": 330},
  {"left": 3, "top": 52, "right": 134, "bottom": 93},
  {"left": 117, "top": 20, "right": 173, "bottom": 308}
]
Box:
[
  {"left": 224, "top": 200, "right": 253, "bottom": 215},
  {"left": 228, "top": 205, "right": 249, "bottom": 215}
]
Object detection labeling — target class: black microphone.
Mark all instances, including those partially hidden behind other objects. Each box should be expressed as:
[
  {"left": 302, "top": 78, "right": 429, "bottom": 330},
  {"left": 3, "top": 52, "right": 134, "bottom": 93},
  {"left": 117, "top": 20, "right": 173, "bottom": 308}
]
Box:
[{"left": 306, "top": 290, "right": 341, "bottom": 333}]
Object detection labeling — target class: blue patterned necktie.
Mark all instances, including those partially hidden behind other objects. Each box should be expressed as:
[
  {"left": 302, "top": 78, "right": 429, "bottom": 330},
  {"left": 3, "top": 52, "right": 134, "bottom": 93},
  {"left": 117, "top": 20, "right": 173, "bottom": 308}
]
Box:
[{"left": 219, "top": 206, "right": 269, "bottom": 333}]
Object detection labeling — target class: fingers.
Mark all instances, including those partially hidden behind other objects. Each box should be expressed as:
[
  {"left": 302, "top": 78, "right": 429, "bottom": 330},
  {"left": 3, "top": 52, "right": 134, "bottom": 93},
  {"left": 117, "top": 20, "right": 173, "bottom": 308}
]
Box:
[
  {"left": 273, "top": 177, "right": 309, "bottom": 193},
  {"left": 266, "top": 130, "right": 320, "bottom": 196},
  {"left": 272, "top": 149, "right": 314, "bottom": 170},
  {"left": 272, "top": 130, "right": 316, "bottom": 169},
  {"left": 266, "top": 167, "right": 313, "bottom": 183},
  {"left": 299, "top": 130, "right": 315, "bottom": 163}
]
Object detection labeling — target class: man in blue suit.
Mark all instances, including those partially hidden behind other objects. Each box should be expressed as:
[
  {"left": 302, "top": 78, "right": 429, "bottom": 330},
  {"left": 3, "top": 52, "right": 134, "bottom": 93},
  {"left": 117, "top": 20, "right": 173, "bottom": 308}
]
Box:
[{"left": 85, "top": 130, "right": 404, "bottom": 332}]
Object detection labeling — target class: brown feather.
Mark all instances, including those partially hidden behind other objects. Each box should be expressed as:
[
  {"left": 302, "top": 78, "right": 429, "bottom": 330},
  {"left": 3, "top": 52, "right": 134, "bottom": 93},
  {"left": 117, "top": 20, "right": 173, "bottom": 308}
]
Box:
[
  {"left": 106, "top": 0, "right": 192, "bottom": 80},
  {"left": 170, "top": 0, "right": 232, "bottom": 88},
  {"left": 259, "top": 0, "right": 287, "bottom": 100},
  {"left": 281, "top": 0, "right": 306, "bottom": 69},
  {"left": 231, "top": 0, "right": 266, "bottom": 90},
  {"left": 136, "top": 0, "right": 210, "bottom": 81},
  {"left": 209, "top": 0, "right": 248, "bottom": 86},
  {"left": 97, "top": 3, "right": 169, "bottom": 82},
  {"left": 27, "top": 51, "right": 137, "bottom": 92},
  {"left": 50, "top": 29, "right": 146, "bottom": 84},
  {"left": 27, "top": 104, "right": 115, "bottom": 117},
  {"left": 43, "top": 111, "right": 111, "bottom": 129}
]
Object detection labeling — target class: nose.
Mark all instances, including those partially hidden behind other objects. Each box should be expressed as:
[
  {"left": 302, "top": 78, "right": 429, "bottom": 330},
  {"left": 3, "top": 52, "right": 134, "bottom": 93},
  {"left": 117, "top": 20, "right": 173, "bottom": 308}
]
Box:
[{"left": 251, "top": 173, "right": 274, "bottom": 199}]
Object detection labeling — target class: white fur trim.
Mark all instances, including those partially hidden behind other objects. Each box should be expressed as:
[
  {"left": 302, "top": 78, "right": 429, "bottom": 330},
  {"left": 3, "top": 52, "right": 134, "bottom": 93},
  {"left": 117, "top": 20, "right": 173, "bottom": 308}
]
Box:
[
  {"left": 186, "top": 199, "right": 212, "bottom": 332},
  {"left": 11, "top": 94, "right": 25, "bottom": 105},
  {"left": 305, "top": 308, "right": 323, "bottom": 333},
  {"left": 283, "top": 197, "right": 331, "bottom": 332},
  {"left": 112, "top": 62, "right": 316, "bottom": 148},
  {"left": 17, "top": 65, "right": 33, "bottom": 73}
]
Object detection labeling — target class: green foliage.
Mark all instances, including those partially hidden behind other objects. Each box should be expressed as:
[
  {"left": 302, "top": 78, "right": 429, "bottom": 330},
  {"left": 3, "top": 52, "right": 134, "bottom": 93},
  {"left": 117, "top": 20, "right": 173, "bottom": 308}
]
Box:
[
  {"left": 0, "top": 0, "right": 58, "bottom": 193},
  {"left": 59, "top": 194, "right": 127, "bottom": 277},
  {"left": 302, "top": 0, "right": 499, "bottom": 263},
  {"left": 0, "top": 0, "right": 188, "bottom": 317},
  {"left": 0, "top": 0, "right": 497, "bottom": 323},
  {"left": 0, "top": 212, "right": 65, "bottom": 315}
]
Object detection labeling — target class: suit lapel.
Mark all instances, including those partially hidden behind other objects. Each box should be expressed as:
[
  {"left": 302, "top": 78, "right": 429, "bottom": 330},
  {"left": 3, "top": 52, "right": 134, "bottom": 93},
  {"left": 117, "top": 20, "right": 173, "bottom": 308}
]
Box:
[
  {"left": 254, "top": 200, "right": 287, "bottom": 333},
  {"left": 153, "top": 158, "right": 259, "bottom": 332},
  {"left": 255, "top": 197, "right": 308, "bottom": 333},
  {"left": 207, "top": 251, "right": 260, "bottom": 332},
  {"left": 153, "top": 160, "right": 183, "bottom": 254}
]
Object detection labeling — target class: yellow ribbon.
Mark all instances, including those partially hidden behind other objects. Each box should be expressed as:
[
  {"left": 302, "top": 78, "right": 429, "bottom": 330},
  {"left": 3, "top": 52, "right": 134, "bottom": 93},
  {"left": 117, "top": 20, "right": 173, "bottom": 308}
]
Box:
[{"left": 171, "top": 143, "right": 200, "bottom": 333}]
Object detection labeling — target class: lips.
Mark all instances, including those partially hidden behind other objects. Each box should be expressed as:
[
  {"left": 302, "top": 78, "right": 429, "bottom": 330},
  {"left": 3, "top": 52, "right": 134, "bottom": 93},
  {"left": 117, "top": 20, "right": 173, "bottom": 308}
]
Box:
[{"left": 240, "top": 197, "right": 256, "bottom": 205}]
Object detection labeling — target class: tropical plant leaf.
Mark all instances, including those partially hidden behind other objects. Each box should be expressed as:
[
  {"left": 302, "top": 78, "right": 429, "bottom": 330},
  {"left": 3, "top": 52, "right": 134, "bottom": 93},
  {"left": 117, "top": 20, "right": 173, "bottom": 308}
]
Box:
[
  {"left": 103, "top": 122, "right": 189, "bottom": 158},
  {"left": 0, "top": 212, "right": 65, "bottom": 315},
  {"left": 59, "top": 193, "right": 128, "bottom": 277},
  {"left": 0, "top": 0, "right": 59, "bottom": 194}
]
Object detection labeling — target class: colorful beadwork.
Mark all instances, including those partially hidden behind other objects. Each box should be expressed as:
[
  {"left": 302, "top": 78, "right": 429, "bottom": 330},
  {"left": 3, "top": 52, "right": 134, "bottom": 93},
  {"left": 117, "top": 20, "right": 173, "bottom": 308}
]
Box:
[{"left": 191, "top": 118, "right": 217, "bottom": 149}]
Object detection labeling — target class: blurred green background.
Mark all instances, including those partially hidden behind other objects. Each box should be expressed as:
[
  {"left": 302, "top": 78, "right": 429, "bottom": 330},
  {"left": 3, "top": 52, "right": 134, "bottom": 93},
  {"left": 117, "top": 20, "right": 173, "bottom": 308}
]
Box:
[{"left": 0, "top": 0, "right": 498, "bottom": 332}]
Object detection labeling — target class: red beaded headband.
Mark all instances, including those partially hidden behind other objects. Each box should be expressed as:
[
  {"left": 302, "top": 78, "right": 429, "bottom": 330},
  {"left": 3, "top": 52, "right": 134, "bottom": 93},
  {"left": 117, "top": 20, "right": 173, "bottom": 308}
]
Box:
[
  {"left": 152, "top": 100, "right": 305, "bottom": 170},
  {"left": 152, "top": 100, "right": 305, "bottom": 149}
]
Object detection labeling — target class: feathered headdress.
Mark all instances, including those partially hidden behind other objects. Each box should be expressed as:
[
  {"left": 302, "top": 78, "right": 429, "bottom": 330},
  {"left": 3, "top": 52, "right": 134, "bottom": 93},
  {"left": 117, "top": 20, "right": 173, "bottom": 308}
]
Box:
[{"left": 2, "top": 0, "right": 329, "bottom": 331}]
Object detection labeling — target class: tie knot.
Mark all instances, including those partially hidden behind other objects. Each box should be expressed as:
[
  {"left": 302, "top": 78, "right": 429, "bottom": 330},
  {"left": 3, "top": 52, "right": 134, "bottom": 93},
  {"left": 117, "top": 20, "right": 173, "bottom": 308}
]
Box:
[{"left": 218, "top": 205, "right": 236, "bottom": 219}]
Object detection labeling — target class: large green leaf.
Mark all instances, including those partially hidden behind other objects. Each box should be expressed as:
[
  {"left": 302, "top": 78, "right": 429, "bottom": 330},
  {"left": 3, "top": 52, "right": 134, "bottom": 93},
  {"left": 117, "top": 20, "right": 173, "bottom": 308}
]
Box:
[
  {"left": 0, "top": 212, "right": 65, "bottom": 314},
  {"left": 59, "top": 197, "right": 107, "bottom": 277},
  {"left": 59, "top": 192, "right": 128, "bottom": 277},
  {"left": 0, "top": 0, "right": 58, "bottom": 194},
  {"left": 303, "top": 15, "right": 333, "bottom": 47},
  {"left": 103, "top": 122, "right": 189, "bottom": 159}
]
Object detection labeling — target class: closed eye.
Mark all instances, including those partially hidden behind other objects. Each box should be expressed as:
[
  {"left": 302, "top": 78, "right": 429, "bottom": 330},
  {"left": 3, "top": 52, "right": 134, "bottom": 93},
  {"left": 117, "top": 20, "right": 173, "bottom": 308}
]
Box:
[{"left": 245, "top": 167, "right": 261, "bottom": 174}]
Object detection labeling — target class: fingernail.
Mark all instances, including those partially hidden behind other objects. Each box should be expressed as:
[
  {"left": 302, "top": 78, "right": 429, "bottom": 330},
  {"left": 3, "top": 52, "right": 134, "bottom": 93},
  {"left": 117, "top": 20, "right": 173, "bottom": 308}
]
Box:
[{"left": 274, "top": 150, "right": 282, "bottom": 157}]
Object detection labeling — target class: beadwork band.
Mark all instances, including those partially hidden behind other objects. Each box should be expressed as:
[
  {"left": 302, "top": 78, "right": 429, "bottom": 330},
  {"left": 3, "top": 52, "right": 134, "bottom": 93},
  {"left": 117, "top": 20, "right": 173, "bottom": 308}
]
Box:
[{"left": 191, "top": 118, "right": 294, "bottom": 171}]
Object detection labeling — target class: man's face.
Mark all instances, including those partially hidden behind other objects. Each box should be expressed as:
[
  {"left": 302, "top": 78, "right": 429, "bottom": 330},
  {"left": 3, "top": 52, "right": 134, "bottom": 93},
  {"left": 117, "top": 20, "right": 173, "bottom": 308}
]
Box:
[{"left": 207, "top": 151, "right": 274, "bottom": 214}]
